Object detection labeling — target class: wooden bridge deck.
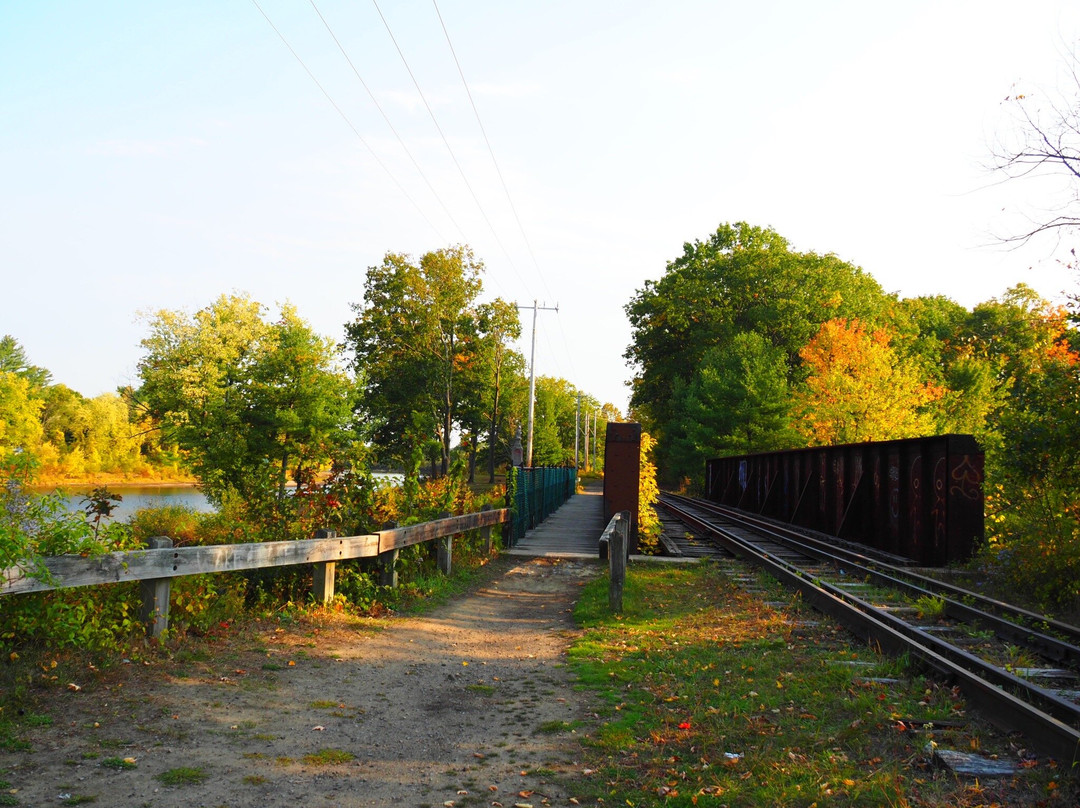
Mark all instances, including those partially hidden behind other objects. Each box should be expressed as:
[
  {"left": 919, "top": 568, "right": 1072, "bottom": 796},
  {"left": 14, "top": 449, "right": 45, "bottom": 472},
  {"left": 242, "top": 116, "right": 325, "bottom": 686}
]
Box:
[{"left": 506, "top": 478, "right": 606, "bottom": 558}]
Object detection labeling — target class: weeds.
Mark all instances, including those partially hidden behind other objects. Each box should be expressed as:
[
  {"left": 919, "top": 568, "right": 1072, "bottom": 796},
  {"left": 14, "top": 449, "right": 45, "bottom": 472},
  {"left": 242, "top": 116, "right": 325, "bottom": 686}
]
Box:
[
  {"left": 302, "top": 748, "right": 354, "bottom": 765},
  {"left": 155, "top": 767, "right": 208, "bottom": 786},
  {"left": 568, "top": 561, "right": 1072, "bottom": 806}
]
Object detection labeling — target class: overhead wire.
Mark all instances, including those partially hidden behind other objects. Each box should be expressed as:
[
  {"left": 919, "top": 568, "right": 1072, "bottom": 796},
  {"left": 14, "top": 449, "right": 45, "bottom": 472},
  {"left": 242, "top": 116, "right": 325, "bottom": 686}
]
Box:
[
  {"left": 370, "top": 0, "right": 534, "bottom": 299},
  {"left": 430, "top": 0, "right": 553, "bottom": 303},
  {"left": 249, "top": 0, "right": 447, "bottom": 243},
  {"left": 431, "top": 0, "right": 579, "bottom": 385},
  {"left": 306, "top": 0, "right": 471, "bottom": 246}
]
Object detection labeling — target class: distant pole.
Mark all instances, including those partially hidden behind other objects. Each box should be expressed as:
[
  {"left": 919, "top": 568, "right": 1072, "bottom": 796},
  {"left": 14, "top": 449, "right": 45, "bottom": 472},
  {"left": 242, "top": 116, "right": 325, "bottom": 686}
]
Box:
[
  {"left": 516, "top": 300, "right": 558, "bottom": 468},
  {"left": 594, "top": 410, "right": 600, "bottom": 470},
  {"left": 583, "top": 410, "right": 590, "bottom": 472},
  {"left": 575, "top": 393, "right": 581, "bottom": 469}
]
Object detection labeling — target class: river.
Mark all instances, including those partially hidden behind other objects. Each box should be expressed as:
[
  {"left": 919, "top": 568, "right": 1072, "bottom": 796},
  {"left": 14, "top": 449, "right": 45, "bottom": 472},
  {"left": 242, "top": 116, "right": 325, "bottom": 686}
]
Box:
[{"left": 39, "top": 474, "right": 405, "bottom": 523}]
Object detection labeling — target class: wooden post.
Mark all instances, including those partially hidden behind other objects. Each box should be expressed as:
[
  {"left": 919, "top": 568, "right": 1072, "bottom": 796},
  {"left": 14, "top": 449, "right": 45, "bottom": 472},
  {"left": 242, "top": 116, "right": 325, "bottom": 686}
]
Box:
[
  {"left": 609, "top": 512, "right": 628, "bottom": 613},
  {"left": 378, "top": 521, "right": 398, "bottom": 588},
  {"left": 480, "top": 503, "right": 494, "bottom": 555},
  {"left": 437, "top": 510, "right": 452, "bottom": 575},
  {"left": 312, "top": 529, "right": 337, "bottom": 604},
  {"left": 139, "top": 536, "right": 173, "bottom": 639}
]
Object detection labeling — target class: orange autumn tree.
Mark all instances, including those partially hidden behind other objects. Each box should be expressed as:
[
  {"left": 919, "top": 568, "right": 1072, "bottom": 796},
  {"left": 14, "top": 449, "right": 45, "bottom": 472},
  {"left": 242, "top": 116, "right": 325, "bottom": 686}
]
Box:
[{"left": 795, "top": 318, "right": 941, "bottom": 445}]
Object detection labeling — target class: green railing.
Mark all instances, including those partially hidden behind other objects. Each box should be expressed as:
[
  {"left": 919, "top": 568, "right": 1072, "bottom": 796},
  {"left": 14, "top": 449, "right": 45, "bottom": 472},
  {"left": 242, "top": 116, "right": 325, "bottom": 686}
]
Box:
[{"left": 506, "top": 466, "right": 577, "bottom": 546}]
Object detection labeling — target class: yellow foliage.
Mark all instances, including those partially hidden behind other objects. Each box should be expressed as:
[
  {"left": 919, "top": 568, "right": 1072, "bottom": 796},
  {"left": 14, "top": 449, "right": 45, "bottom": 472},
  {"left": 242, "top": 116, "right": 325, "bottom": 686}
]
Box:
[{"left": 638, "top": 431, "right": 661, "bottom": 554}]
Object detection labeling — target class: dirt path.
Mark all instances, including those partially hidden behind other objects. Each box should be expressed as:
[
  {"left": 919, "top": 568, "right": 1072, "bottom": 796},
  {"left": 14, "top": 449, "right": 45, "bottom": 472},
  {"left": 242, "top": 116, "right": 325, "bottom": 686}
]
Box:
[{"left": 6, "top": 557, "right": 603, "bottom": 808}]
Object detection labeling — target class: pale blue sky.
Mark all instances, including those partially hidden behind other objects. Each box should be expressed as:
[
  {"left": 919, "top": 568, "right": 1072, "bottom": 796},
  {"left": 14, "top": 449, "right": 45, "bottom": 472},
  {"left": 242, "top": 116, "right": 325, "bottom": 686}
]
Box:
[{"left": 2, "top": 1, "right": 1079, "bottom": 412}]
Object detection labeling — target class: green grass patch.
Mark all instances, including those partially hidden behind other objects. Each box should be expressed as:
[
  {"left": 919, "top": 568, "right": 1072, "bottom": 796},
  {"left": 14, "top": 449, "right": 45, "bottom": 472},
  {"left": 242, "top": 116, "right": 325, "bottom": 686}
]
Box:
[
  {"left": 568, "top": 560, "right": 1071, "bottom": 807},
  {"left": 309, "top": 700, "right": 339, "bottom": 709},
  {"left": 155, "top": 767, "right": 208, "bottom": 786},
  {"left": 0, "top": 795, "right": 17, "bottom": 807},
  {"left": 302, "top": 748, "right": 354, "bottom": 766},
  {"left": 465, "top": 684, "right": 496, "bottom": 696},
  {"left": 243, "top": 774, "right": 267, "bottom": 785},
  {"left": 0, "top": 723, "right": 30, "bottom": 753},
  {"left": 100, "top": 757, "right": 137, "bottom": 771}
]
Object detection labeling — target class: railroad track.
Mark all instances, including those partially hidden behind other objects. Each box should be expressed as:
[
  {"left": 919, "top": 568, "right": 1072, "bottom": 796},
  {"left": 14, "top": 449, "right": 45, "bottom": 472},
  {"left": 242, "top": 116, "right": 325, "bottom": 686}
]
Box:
[{"left": 658, "top": 492, "right": 1080, "bottom": 765}]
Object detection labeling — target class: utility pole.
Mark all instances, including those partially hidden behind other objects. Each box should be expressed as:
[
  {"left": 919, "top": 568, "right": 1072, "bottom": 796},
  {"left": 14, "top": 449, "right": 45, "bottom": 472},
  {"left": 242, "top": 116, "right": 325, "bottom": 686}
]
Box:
[
  {"left": 583, "top": 410, "right": 590, "bottom": 472},
  {"left": 516, "top": 300, "right": 558, "bottom": 467},
  {"left": 575, "top": 393, "right": 581, "bottom": 469},
  {"left": 594, "top": 410, "right": 600, "bottom": 470}
]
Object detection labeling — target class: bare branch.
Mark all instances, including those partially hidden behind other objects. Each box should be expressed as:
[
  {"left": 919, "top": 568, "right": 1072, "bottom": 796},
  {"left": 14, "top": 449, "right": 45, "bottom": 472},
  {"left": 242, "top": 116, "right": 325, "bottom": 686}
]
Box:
[{"left": 990, "top": 42, "right": 1080, "bottom": 243}]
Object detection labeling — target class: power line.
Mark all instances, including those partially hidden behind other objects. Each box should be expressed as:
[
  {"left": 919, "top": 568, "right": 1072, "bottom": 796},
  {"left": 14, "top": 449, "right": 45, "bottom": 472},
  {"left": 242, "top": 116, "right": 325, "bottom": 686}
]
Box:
[
  {"left": 432, "top": 0, "right": 582, "bottom": 383},
  {"left": 306, "top": 0, "right": 470, "bottom": 244},
  {"left": 249, "top": 0, "right": 446, "bottom": 242},
  {"left": 431, "top": 0, "right": 554, "bottom": 302},
  {"left": 371, "top": 0, "right": 534, "bottom": 298}
]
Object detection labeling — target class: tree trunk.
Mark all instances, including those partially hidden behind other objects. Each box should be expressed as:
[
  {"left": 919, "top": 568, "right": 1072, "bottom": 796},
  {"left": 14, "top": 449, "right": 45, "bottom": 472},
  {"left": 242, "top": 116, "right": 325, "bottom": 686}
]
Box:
[
  {"left": 487, "top": 363, "right": 502, "bottom": 484},
  {"left": 467, "top": 432, "right": 478, "bottom": 484},
  {"left": 442, "top": 330, "right": 454, "bottom": 477}
]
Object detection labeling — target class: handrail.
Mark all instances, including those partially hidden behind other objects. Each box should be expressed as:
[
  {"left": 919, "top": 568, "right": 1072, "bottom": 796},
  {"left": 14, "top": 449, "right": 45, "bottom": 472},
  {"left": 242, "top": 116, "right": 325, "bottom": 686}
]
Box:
[
  {"left": 1, "top": 506, "right": 511, "bottom": 638},
  {"left": 1, "top": 507, "right": 510, "bottom": 596}
]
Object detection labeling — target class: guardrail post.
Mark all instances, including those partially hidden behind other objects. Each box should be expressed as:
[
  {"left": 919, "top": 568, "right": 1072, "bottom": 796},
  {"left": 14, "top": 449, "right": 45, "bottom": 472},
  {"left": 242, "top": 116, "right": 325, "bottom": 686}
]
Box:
[
  {"left": 437, "top": 510, "right": 452, "bottom": 574},
  {"left": 312, "top": 529, "right": 337, "bottom": 604},
  {"left": 609, "top": 512, "right": 628, "bottom": 613},
  {"left": 378, "top": 521, "right": 398, "bottom": 588},
  {"left": 139, "top": 536, "right": 173, "bottom": 639},
  {"left": 480, "top": 503, "right": 494, "bottom": 555}
]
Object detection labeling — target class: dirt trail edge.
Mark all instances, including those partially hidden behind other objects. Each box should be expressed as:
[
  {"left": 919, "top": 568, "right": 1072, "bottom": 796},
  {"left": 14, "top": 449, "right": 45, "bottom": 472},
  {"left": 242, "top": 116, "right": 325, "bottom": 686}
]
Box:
[{"left": 7, "top": 556, "right": 603, "bottom": 808}]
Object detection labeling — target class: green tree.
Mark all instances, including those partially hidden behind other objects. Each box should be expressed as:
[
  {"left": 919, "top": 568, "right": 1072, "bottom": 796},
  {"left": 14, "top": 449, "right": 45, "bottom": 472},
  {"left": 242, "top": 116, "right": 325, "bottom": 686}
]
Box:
[
  {"left": 455, "top": 299, "right": 526, "bottom": 483},
  {"left": 625, "top": 222, "right": 893, "bottom": 476},
  {"left": 344, "top": 246, "right": 485, "bottom": 476},
  {"left": 0, "top": 335, "right": 52, "bottom": 389},
  {"left": 667, "top": 333, "right": 797, "bottom": 484},
  {"left": 137, "top": 295, "right": 354, "bottom": 504},
  {"left": 529, "top": 377, "right": 596, "bottom": 466}
]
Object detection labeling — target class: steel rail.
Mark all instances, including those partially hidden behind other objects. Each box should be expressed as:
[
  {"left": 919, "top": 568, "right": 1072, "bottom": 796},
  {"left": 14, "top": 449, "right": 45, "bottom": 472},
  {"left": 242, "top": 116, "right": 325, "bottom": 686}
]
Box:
[
  {"left": 663, "top": 494, "right": 1080, "bottom": 669},
  {"left": 660, "top": 497, "right": 1080, "bottom": 765},
  {"left": 665, "top": 493, "right": 1080, "bottom": 664}
]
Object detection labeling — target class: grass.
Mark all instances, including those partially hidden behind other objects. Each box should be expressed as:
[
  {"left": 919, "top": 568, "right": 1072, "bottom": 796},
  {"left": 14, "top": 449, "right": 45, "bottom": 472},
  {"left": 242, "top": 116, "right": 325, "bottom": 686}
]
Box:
[
  {"left": 302, "top": 748, "right": 355, "bottom": 765},
  {"left": 155, "top": 767, "right": 208, "bottom": 786},
  {"left": 914, "top": 594, "right": 947, "bottom": 620},
  {"left": 567, "top": 560, "right": 1073, "bottom": 807},
  {"left": 100, "top": 757, "right": 137, "bottom": 770}
]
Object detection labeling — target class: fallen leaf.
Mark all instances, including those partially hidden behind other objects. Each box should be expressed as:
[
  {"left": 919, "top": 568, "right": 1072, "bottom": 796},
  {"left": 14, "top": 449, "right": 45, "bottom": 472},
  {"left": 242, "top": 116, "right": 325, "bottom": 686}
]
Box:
[{"left": 312, "top": 725, "right": 325, "bottom": 731}]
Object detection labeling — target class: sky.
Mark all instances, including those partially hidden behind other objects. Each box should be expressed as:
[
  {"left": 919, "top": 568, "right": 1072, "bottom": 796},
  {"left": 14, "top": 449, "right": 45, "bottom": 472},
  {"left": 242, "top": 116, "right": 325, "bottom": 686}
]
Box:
[{"left": 2, "top": 0, "right": 1080, "bottom": 415}]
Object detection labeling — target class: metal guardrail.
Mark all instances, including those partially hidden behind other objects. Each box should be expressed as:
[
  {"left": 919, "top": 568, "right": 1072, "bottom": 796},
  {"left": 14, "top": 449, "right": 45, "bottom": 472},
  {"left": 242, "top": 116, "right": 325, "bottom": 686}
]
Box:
[{"left": 507, "top": 466, "right": 577, "bottom": 545}]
